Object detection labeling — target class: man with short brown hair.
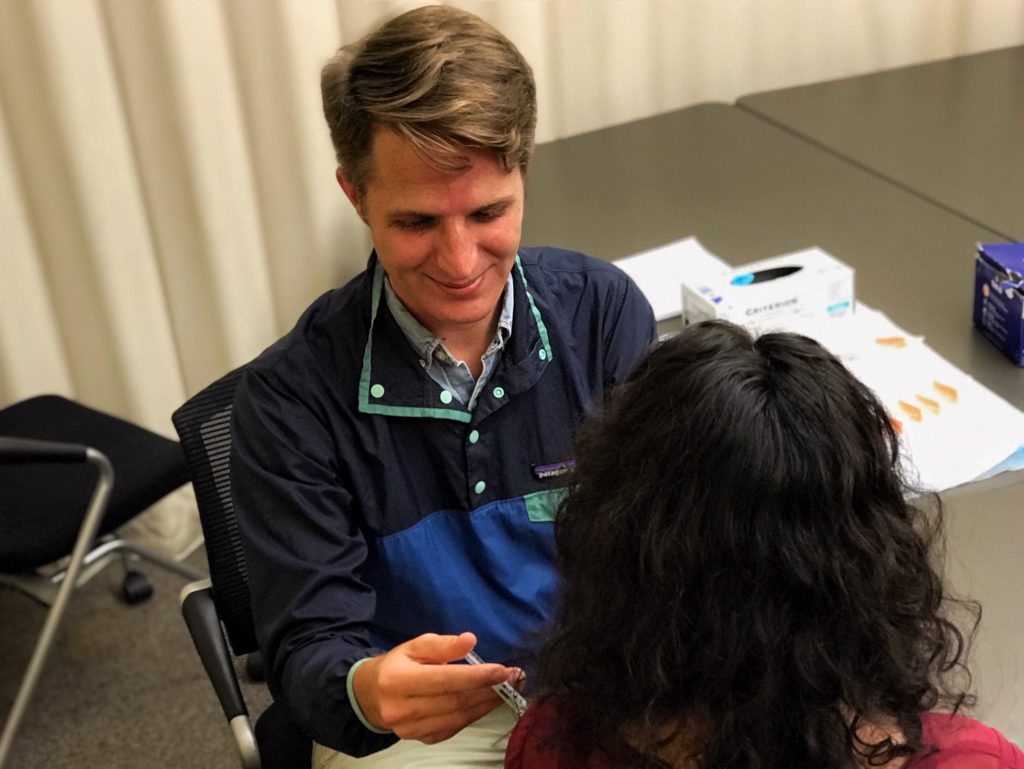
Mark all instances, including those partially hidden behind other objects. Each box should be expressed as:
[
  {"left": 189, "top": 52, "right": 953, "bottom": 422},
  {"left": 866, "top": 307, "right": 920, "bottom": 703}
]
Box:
[{"left": 232, "top": 6, "right": 656, "bottom": 767}]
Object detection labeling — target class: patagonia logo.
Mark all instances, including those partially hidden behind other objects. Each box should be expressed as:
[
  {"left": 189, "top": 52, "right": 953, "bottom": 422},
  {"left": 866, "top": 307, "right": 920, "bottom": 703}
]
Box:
[{"left": 531, "top": 460, "right": 575, "bottom": 480}]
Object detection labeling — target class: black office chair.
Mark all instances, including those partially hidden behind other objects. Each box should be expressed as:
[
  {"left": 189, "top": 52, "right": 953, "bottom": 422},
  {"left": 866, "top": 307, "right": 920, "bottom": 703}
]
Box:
[
  {"left": 0, "top": 395, "right": 206, "bottom": 769},
  {"left": 173, "top": 369, "right": 311, "bottom": 769}
]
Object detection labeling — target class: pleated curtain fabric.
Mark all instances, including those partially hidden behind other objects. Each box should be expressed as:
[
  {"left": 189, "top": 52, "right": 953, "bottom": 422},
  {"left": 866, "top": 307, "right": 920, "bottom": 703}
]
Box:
[{"left": 1, "top": 0, "right": 1022, "bottom": 553}]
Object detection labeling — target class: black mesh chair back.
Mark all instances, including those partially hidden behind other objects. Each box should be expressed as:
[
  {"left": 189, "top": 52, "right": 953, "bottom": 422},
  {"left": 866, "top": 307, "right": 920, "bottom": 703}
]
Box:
[
  {"left": 173, "top": 367, "right": 311, "bottom": 769},
  {"left": 172, "top": 367, "right": 257, "bottom": 655}
]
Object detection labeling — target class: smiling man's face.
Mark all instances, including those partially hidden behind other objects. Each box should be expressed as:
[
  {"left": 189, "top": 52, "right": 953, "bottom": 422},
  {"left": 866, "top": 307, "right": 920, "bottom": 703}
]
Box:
[{"left": 340, "top": 129, "right": 524, "bottom": 347}]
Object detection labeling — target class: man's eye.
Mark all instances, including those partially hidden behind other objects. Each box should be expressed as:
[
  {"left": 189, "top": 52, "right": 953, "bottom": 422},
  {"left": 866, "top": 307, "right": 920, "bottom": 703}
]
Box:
[
  {"left": 396, "top": 218, "right": 433, "bottom": 231},
  {"left": 472, "top": 209, "right": 504, "bottom": 223}
]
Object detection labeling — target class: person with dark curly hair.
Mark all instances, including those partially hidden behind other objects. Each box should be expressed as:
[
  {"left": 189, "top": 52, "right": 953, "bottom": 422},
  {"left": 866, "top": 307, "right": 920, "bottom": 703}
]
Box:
[{"left": 505, "top": 320, "right": 1022, "bottom": 769}]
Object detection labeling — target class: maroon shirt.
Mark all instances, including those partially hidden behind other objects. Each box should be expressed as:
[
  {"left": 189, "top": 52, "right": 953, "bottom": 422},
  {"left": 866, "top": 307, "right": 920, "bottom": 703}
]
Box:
[{"left": 506, "top": 700, "right": 1023, "bottom": 769}]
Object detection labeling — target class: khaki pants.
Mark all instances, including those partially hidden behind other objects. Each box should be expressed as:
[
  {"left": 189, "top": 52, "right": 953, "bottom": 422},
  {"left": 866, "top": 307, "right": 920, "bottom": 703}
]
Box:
[{"left": 313, "top": 707, "right": 517, "bottom": 769}]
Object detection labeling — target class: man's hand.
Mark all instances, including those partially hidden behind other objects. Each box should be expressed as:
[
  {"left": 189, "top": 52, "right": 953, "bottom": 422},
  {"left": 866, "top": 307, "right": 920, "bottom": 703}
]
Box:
[{"left": 352, "top": 632, "right": 522, "bottom": 744}]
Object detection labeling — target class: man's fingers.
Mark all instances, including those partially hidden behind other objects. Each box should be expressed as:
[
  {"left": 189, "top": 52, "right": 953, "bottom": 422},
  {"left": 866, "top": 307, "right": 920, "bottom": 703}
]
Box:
[
  {"left": 402, "top": 631, "right": 477, "bottom": 664},
  {"left": 507, "top": 667, "right": 527, "bottom": 691},
  {"left": 393, "top": 694, "right": 503, "bottom": 743},
  {"left": 394, "top": 683, "right": 500, "bottom": 724},
  {"left": 380, "top": 686, "right": 499, "bottom": 740},
  {"left": 384, "top": 659, "right": 510, "bottom": 697},
  {"left": 362, "top": 632, "right": 516, "bottom": 738}
]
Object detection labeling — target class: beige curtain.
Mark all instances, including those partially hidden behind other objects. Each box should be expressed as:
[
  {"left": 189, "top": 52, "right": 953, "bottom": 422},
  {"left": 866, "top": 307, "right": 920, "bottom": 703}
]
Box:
[{"left": 2, "top": 0, "right": 1022, "bottom": 555}]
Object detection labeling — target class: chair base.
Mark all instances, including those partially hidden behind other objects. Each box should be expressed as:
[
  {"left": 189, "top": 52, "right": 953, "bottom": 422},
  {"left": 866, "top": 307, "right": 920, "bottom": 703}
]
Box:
[{"left": 0, "top": 533, "right": 205, "bottom": 606}]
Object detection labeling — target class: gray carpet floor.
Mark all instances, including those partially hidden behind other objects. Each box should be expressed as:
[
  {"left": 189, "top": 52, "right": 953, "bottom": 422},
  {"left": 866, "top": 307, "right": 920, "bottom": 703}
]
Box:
[{"left": 0, "top": 547, "right": 272, "bottom": 769}]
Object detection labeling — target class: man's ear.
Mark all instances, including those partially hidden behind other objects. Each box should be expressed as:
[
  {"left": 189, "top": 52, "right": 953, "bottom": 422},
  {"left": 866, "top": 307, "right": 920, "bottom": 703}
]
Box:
[{"left": 337, "top": 168, "right": 365, "bottom": 221}]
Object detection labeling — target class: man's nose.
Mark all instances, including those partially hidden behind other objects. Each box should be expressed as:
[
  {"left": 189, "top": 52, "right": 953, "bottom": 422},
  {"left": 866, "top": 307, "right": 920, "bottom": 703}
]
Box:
[{"left": 436, "top": 221, "right": 475, "bottom": 279}]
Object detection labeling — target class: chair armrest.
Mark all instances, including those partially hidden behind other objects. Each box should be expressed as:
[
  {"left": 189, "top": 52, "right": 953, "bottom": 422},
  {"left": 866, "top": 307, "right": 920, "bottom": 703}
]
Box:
[
  {"left": 0, "top": 436, "right": 89, "bottom": 464},
  {"left": 181, "top": 581, "right": 261, "bottom": 768},
  {"left": 180, "top": 581, "right": 250, "bottom": 722}
]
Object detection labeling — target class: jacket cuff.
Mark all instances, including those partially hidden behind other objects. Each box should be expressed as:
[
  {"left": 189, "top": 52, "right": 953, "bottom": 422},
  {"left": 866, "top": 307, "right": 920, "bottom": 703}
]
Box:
[{"left": 346, "top": 657, "right": 394, "bottom": 735}]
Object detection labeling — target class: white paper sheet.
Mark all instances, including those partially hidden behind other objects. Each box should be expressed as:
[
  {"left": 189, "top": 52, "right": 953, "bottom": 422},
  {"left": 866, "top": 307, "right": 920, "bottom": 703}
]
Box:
[
  {"left": 613, "top": 237, "right": 729, "bottom": 321},
  {"left": 771, "top": 305, "right": 1024, "bottom": 491}
]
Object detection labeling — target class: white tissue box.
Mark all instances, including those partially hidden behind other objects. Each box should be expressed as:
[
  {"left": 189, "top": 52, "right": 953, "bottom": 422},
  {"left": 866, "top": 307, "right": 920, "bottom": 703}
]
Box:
[{"left": 681, "top": 248, "right": 855, "bottom": 332}]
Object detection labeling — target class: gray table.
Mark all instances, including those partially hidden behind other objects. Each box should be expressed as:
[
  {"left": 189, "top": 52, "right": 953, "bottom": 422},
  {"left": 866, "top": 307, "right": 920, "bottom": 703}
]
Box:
[
  {"left": 524, "top": 102, "right": 1021, "bottom": 409},
  {"left": 737, "top": 46, "right": 1024, "bottom": 241},
  {"left": 523, "top": 103, "right": 1023, "bottom": 742},
  {"left": 943, "top": 471, "right": 1023, "bottom": 744}
]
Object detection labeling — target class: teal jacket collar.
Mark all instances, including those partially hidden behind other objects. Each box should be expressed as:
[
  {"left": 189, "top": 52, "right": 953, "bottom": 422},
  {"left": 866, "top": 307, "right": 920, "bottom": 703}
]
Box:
[{"left": 357, "top": 254, "right": 553, "bottom": 424}]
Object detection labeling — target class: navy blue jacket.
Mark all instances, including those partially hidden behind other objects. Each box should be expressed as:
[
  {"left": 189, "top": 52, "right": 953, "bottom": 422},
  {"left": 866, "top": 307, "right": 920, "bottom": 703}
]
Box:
[{"left": 231, "top": 247, "right": 656, "bottom": 755}]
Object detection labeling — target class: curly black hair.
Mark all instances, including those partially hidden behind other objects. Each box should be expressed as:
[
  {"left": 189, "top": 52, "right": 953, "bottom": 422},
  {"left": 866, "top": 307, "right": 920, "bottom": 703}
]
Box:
[{"left": 537, "top": 320, "right": 977, "bottom": 769}]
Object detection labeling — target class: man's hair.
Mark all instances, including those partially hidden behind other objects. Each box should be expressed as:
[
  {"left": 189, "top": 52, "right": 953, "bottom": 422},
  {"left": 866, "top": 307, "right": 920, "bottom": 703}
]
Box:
[
  {"left": 539, "top": 320, "right": 977, "bottom": 769},
  {"left": 321, "top": 5, "right": 537, "bottom": 194}
]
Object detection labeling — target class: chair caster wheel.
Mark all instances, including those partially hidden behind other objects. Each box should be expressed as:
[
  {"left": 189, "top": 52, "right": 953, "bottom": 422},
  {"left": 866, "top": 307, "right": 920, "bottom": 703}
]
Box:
[
  {"left": 122, "top": 570, "right": 154, "bottom": 604},
  {"left": 245, "top": 651, "right": 265, "bottom": 682}
]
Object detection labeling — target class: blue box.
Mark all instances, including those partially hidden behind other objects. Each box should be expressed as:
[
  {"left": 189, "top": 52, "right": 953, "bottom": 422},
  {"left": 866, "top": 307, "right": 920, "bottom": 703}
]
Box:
[{"left": 973, "top": 242, "right": 1024, "bottom": 366}]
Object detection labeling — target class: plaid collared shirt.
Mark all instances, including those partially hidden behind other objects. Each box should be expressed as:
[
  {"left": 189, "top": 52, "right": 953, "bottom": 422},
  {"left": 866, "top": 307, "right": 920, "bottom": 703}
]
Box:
[{"left": 384, "top": 273, "right": 514, "bottom": 411}]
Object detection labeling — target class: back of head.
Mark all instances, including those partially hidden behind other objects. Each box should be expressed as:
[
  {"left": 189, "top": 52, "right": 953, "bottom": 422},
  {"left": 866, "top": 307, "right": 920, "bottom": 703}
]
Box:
[
  {"left": 321, "top": 5, "right": 537, "bottom": 194},
  {"left": 541, "top": 320, "right": 974, "bottom": 769}
]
